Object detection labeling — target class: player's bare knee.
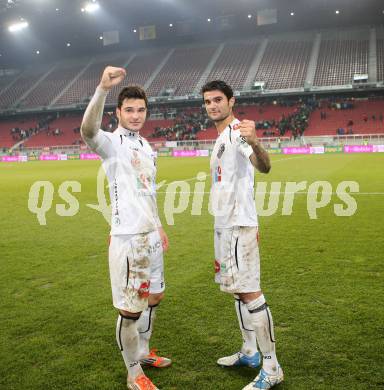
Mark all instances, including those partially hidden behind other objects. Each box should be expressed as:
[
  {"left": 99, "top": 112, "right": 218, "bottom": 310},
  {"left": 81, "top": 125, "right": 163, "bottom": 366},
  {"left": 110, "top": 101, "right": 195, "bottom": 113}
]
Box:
[
  {"left": 238, "top": 291, "right": 263, "bottom": 304},
  {"left": 148, "top": 292, "right": 164, "bottom": 307},
  {"left": 118, "top": 309, "right": 141, "bottom": 320}
]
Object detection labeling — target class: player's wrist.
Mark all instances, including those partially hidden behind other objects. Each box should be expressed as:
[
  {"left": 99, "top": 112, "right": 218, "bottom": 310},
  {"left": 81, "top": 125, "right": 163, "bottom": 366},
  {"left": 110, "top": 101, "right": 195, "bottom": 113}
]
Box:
[
  {"left": 97, "top": 84, "right": 111, "bottom": 94},
  {"left": 250, "top": 138, "right": 260, "bottom": 148}
]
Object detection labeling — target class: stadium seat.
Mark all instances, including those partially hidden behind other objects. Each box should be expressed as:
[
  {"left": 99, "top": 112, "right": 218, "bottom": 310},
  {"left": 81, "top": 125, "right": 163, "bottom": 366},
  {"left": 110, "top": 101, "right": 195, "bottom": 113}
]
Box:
[
  {"left": 146, "top": 46, "right": 217, "bottom": 96},
  {"left": 253, "top": 40, "right": 312, "bottom": 89},
  {"left": 207, "top": 41, "right": 259, "bottom": 90},
  {"left": 313, "top": 39, "right": 368, "bottom": 86}
]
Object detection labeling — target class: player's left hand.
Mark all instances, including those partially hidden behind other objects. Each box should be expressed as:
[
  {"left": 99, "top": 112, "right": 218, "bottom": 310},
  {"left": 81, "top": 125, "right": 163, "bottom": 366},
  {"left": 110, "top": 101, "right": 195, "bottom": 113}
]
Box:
[
  {"left": 158, "top": 227, "right": 169, "bottom": 252},
  {"left": 237, "top": 119, "right": 258, "bottom": 146}
]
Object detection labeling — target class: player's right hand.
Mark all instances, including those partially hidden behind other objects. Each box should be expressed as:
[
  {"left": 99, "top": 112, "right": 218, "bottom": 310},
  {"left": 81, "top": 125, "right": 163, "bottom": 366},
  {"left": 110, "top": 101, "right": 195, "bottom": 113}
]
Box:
[{"left": 99, "top": 66, "right": 126, "bottom": 91}]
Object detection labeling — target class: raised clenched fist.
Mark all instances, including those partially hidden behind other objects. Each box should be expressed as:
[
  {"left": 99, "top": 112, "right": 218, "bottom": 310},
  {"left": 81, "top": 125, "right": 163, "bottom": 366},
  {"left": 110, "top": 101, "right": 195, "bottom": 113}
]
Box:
[
  {"left": 99, "top": 66, "right": 127, "bottom": 91},
  {"left": 237, "top": 119, "right": 258, "bottom": 146}
]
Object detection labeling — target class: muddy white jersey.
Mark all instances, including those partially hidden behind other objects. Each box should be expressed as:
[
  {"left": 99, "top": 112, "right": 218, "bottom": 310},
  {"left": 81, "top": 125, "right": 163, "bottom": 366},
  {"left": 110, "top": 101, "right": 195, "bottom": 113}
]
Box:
[
  {"left": 84, "top": 127, "right": 161, "bottom": 235},
  {"left": 210, "top": 118, "right": 258, "bottom": 228}
]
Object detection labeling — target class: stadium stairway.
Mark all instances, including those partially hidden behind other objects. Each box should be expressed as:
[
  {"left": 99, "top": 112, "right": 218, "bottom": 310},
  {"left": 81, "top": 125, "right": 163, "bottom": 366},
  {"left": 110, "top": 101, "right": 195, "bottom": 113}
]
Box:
[{"left": 0, "top": 118, "right": 40, "bottom": 148}]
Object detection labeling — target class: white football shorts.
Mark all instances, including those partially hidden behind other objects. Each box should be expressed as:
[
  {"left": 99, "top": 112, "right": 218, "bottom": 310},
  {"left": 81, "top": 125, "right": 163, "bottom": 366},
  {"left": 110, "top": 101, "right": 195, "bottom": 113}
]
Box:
[
  {"left": 214, "top": 226, "right": 260, "bottom": 293},
  {"left": 109, "top": 230, "right": 164, "bottom": 313}
]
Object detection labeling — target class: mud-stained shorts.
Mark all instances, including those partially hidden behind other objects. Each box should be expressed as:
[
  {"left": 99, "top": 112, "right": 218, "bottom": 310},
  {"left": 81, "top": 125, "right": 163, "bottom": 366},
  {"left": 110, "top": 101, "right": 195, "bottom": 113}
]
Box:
[
  {"left": 109, "top": 230, "right": 164, "bottom": 313},
  {"left": 214, "top": 226, "right": 260, "bottom": 293}
]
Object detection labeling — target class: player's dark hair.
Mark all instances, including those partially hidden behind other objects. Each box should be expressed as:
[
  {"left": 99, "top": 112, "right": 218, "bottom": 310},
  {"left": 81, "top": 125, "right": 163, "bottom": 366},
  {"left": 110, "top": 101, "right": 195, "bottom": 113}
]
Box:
[
  {"left": 201, "top": 80, "right": 234, "bottom": 101},
  {"left": 118, "top": 85, "right": 148, "bottom": 108}
]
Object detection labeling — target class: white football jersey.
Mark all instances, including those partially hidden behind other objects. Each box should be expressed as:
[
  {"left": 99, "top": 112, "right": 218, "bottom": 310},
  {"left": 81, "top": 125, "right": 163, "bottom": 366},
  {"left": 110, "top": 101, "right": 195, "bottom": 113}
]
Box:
[
  {"left": 85, "top": 127, "right": 161, "bottom": 235},
  {"left": 210, "top": 118, "right": 258, "bottom": 228}
]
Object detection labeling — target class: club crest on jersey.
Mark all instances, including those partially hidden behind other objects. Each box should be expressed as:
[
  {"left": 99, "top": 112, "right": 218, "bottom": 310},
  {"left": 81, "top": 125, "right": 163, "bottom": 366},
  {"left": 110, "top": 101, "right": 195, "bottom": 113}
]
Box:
[
  {"left": 238, "top": 135, "right": 247, "bottom": 146},
  {"left": 217, "top": 143, "right": 225, "bottom": 159},
  {"left": 138, "top": 281, "right": 150, "bottom": 298}
]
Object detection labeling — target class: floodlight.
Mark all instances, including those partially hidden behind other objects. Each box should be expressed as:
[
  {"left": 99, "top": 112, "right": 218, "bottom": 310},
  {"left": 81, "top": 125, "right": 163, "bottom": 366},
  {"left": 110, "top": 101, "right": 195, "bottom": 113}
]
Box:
[
  {"left": 8, "top": 21, "right": 29, "bottom": 33},
  {"left": 84, "top": 2, "right": 100, "bottom": 13}
]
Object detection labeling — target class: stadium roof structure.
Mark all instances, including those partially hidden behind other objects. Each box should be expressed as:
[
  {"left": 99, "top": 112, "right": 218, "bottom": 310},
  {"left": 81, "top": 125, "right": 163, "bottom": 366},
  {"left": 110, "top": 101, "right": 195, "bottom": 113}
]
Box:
[{"left": 0, "top": 0, "right": 383, "bottom": 66}]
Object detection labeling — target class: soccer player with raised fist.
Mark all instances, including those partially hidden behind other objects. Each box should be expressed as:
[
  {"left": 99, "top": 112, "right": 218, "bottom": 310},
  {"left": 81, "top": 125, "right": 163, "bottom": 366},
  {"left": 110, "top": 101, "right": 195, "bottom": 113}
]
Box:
[
  {"left": 202, "top": 80, "right": 283, "bottom": 390},
  {"left": 81, "top": 66, "right": 170, "bottom": 390}
]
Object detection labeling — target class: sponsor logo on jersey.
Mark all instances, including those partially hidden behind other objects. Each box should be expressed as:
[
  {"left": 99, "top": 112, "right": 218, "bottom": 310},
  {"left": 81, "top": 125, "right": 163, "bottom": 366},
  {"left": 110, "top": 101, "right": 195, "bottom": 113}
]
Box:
[
  {"left": 138, "top": 281, "right": 150, "bottom": 298},
  {"left": 148, "top": 240, "right": 161, "bottom": 254},
  {"left": 131, "top": 151, "right": 141, "bottom": 169},
  {"left": 136, "top": 173, "right": 152, "bottom": 191},
  {"left": 217, "top": 143, "right": 225, "bottom": 158},
  {"left": 212, "top": 165, "right": 222, "bottom": 183}
]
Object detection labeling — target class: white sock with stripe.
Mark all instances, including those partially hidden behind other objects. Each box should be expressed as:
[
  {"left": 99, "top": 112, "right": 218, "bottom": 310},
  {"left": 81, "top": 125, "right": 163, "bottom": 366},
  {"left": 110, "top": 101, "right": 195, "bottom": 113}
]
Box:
[
  {"left": 246, "top": 295, "right": 279, "bottom": 375},
  {"left": 116, "top": 314, "right": 143, "bottom": 379},
  {"left": 137, "top": 305, "right": 158, "bottom": 358},
  {"left": 234, "top": 297, "right": 258, "bottom": 356}
]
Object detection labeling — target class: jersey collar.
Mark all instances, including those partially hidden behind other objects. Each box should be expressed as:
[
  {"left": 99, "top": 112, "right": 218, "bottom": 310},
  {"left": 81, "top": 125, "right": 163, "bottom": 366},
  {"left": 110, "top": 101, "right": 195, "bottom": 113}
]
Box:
[
  {"left": 115, "top": 126, "right": 140, "bottom": 139},
  {"left": 227, "top": 118, "right": 240, "bottom": 131}
]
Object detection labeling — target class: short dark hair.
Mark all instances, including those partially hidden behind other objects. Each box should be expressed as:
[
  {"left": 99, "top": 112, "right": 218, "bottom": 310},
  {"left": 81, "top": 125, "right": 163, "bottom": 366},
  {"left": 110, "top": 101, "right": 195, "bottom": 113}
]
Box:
[
  {"left": 118, "top": 85, "right": 148, "bottom": 109},
  {"left": 201, "top": 80, "right": 233, "bottom": 101}
]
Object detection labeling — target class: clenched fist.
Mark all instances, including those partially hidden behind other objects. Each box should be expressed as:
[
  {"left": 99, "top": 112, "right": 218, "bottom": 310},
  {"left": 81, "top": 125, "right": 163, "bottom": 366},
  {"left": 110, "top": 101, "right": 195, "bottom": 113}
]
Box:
[
  {"left": 99, "top": 66, "right": 127, "bottom": 91},
  {"left": 235, "top": 120, "right": 258, "bottom": 146}
]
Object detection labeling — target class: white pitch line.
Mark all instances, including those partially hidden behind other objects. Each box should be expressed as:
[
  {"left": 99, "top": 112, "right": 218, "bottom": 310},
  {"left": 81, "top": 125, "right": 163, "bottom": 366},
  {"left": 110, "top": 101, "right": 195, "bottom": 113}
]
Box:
[
  {"left": 271, "top": 155, "right": 310, "bottom": 164},
  {"left": 157, "top": 191, "right": 384, "bottom": 195},
  {"left": 161, "top": 155, "right": 309, "bottom": 185}
]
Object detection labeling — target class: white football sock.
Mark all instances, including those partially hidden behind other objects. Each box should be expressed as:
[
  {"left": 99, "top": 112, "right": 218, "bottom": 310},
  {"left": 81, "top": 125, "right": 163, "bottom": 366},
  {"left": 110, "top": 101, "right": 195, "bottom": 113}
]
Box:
[
  {"left": 137, "top": 304, "right": 158, "bottom": 358},
  {"left": 234, "top": 297, "right": 258, "bottom": 356},
  {"left": 116, "top": 314, "right": 143, "bottom": 379},
  {"left": 246, "top": 295, "right": 279, "bottom": 374}
]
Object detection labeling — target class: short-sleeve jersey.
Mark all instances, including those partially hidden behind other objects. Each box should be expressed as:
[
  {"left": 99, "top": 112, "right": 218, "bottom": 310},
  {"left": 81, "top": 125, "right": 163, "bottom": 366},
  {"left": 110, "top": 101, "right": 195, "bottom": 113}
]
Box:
[
  {"left": 85, "top": 127, "right": 160, "bottom": 235},
  {"left": 210, "top": 118, "right": 258, "bottom": 229}
]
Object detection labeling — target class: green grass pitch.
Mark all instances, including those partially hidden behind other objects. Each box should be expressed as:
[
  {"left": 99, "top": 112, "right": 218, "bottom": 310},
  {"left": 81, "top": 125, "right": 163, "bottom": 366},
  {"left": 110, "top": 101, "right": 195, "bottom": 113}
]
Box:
[{"left": 0, "top": 153, "right": 383, "bottom": 389}]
